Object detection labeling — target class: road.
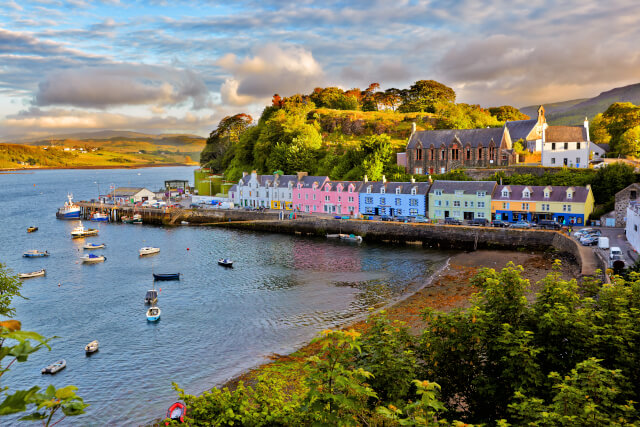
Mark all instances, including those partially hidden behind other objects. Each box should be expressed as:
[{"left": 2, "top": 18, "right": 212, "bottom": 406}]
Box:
[{"left": 572, "top": 226, "right": 637, "bottom": 269}]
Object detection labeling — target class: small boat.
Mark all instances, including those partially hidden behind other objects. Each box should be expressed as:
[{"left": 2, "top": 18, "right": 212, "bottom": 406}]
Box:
[
  {"left": 166, "top": 402, "right": 186, "bottom": 423},
  {"left": 71, "top": 222, "right": 99, "bottom": 238},
  {"left": 139, "top": 247, "right": 160, "bottom": 256},
  {"left": 218, "top": 259, "right": 233, "bottom": 267},
  {"left": 41, "top": 359, "right": 66, "bottom": 374},
  {"left": 81, "top": 254, "right": 106, "bottom": 263},
  {"left": 27, "top": 226, "right": 38, "bottom": 233},
  {"left": 90, "top": 212, "right": 109, "bottom": 222},
  {"left": 144, "top": 289, "right": 158, "bottom": 305},
  {"left": 132, "top": 214, "right": 142, "bottom": 224},
  {"left": 56, "top": 193, "right": 81, "bottom": 219},
  {"left": 85, "top": 340, "right": 99, "bottom": 354},
  {"left": 326, "top": 234, "right": 341, "bottom": 239},
  {"left": 181, "top": 221, "right": 189, "bottom": 225},
  {"left": 146, "top": 306, "right": 161, "bottom": 321},
  {"left": 84, "top": 243, "right": 106, "bottom": 250},
  {"left": 23, "top": 250, "right": 49, "bottom": 258},
  {"left": 19, "top": 269, "right": 46, "bottom": 279},
  {"left": 153, "top": 273, "right": 180, "bottom": 281},
  {"left": 339, "top": 233, "right": 363, "bottom": 243}
]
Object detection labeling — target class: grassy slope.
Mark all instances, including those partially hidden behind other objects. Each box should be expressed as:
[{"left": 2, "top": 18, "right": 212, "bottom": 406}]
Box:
[{"left": 0, "top": 135, "right": 205, "bottom": 169}]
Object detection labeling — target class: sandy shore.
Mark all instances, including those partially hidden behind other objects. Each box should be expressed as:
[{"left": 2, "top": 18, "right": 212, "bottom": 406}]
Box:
[{"left": 221, "top": 248, "right": 579, "bottom": 390}]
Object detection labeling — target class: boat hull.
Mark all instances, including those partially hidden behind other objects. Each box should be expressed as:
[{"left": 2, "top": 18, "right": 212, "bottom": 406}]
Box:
[
  {"left": 19, "top": 269, "right": 46, "bottom": 279},
  {"left": 153, "top": 273, "right": 179, "bottom": 281},
  {"left": 56, "top": 210, "right": 81, "bottom": 219},
  {"left": 23, "top": 252, "right": 49, "bottom": 258}
]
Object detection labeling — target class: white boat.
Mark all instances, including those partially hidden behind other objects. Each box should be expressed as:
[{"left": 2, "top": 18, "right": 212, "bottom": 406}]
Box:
[
  {"left": 23, "top": 249, "right": 49, "bottom": 257},
  {"left": 19, "top": 269, "right": 46, "bottom": 279},
  {"left": 56, "top": 193, "right": 80, "bottom": 219},
  {"left": 71, "top": 222, "right": 99, "bottom": 238},
  {"left": 139, "top": 247, "right": 160, "bottom": 256},
  {"left": 340, "top": 233, "right": 363, "bottom": 243},
  {"left": 42, "top": 359, "right": 66, "bottom": 374},
  {"left": 85, "top": 340, "right": 99, "bottom": 353},
  {"left": 81, "top": 254, "right": 106, "bottom": 263},
  {"left": 146, "top": 306, "right": 161, "bottom": 322},
  {"left": 84, "top": 243, "right": 106, "bottom": 249},
  {"left": 90, "top": 212, "right": 109, "bottom": 222},
  {"left": 218, "top": 258, "right": 233, "bottom": 267}
]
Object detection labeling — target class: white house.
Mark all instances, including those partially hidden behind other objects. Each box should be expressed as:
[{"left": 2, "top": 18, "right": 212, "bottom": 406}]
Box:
[
  {"left": 109, "top": 187, "right": 156, "bottom": 204},
  {"left": 541, "top": 118, "right": 606, "bottom": 168},
  {"left": 234, "top": 171, "right": 299, "bottom": 209},
  {"left": 625, "top": 202, "right": 640, "bottom": 253}
]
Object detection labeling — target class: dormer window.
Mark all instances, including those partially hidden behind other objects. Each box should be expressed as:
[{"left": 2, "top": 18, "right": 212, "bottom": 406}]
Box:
[
  {"left": 411, "top": 187, "right": 417, "bottom": 195},
  {"left": 434, "top": 190, "right": 442, "bottom": 196},
  {"left": 567, "top": 191, "right": 573, "bottom": 199},
  {"left": 501, "top": 190, "right": 509, "bottom": 198},
  {"left": 381, "top": 188, "right": 385, "bottom": 194},
  {"left": 348, "top": 186, "right": 353, "bottom": 193},
  {"left": 367, "top": 186, "right": 372, "bottom": 194},
  {"left": 395, "top": 187, "right": 401, "bottom": 194},
  {"left": 544, "top": 191, "right": 550, "bottom": 198},
  {"left": 523, "top": 190, "right": 530, "bottom": 198}
]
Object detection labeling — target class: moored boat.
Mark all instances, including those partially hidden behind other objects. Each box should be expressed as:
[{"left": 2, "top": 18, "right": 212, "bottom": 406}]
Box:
[
  {"left": 85, "top": 340, "right": 99, "bottom": 354},
  {"left": 81, "top": 254, "right": 106, "bottom": 263},
  {"left": 218, "top": 258, "right": 233, "bottom": 267},
  {"left": 90, "top": 212, "right": 109, "bottom": 222},
  {"left": 27, "top": 226, "right": 38, "bottom": 233},
  {"left": 41, "top": 359, "right": 66, "bottom": 374},
  {"left": 339, "top": 233, "right": 363, "bottom": 243},
  {"left": 144, "top": 289, "right": 158, "bottom": 304},
  {"left": 132, "top": 213, "right": 142, "bottom": 224},
  {"left": 83, "top": 243, "right": 106, "bottom": 249},
  {"left": 146, "top": 305, "right": 161, "bottom": 321},
  {"left": 153, "top": 273, "right": 180, "bottom": 281},
  {"left": 18, "top": 269, "right": 46, "bottom": 279},
  {"left": 71, "top": 222, "right": 99, "bottom": 238},
  {"left": 23, "top": 250, "right": 49, "bottom": 258},
  {"left": 56, "top": 194, "right": 81, "bottom": 219},
  {"left": 139, "top": 247, "right": 160, "bottom": 256},
  {"left": 166, "top": 402, "right": 186, "bottom": 423}
]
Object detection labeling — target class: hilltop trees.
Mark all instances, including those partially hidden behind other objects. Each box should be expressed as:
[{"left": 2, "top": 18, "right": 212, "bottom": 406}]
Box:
[
  {"left": 398, "top": 80, "right": 456, "bottom": 113},
  {"left": 489, "top": 105, "right": 530, "bottom": 121},
  {"left": 590, "top": 102, "right": 640, "bottom": 156},
  {"left": 200, "top": 113, "right": 253, "bottom": 172}
]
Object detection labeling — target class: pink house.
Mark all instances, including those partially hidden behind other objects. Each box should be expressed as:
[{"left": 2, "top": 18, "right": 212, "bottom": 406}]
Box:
[
  {"left": 320, "top": 181, "right": 362, "bottom": 215},
  {"left": 293, "top": 175, "right": 329, "bottom": 213}
]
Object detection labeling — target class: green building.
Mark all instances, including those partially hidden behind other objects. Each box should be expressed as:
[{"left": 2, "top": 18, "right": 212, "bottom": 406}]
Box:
[{"left": 428, "top": 180, "right": 497, "bottom": 221}]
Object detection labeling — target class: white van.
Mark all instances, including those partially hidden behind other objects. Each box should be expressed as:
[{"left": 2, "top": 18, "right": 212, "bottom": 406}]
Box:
[{"left": 610, "top": 246, "right": 623, "bottom": 260}]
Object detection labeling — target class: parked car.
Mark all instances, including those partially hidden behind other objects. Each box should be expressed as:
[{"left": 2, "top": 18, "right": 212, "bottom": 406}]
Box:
[
  {"left": 537, "top": 219, "right": 562, "bottom": 230},
  {"left": 380, "top": 215, "right": 393, "bottom": 221},
  {"left": 573, "top": 228, "right": 596, "bottom": 238},
  {"left": 580, "top": 235, "right": 599, "bottom": 246},
  {"left": 510, "top": 220, "right": 533, "bottom": 229},
  {"left": 468, "top": 218, "right": 489, "bottom": 227},
  {"left": 444, "top": 217, "right": 462, "bottom": 225},
  {"left": 492, "top": 219, "right": 509, "bottom": 228},
  {"left": 414, "top": 216, "right": 429, "bottom": 223}
]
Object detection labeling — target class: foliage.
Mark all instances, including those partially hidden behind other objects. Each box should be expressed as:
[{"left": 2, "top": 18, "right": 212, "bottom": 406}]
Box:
[
  {"left": 618, "top": 126, "right": 640, "bottom": 157},
  {"left": 489, "top": 105, "right": 530, "bottom": 122},
  {"left": 377, "top": 380, "right": 451, "bottom": 426},
  {"left": 513, "top": 138, "right": 527, "bottom": 154},
  {"left": 0, "top": 263, "right": 24, "bottom": 318},
  {"left": 399, "top": 80, "right": 456, "bottom": 113},
  {"left": 201, "top": 114, "right": 253, "bottom": 172},
  {"left": 436, "top": 103, "right": 502, "bottom": 129},
  {"left": 591, "top": 102, "right": 640, "bottom": 155}
]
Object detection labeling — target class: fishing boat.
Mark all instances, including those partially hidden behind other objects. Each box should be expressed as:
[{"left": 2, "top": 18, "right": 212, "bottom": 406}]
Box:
[
  {"left": 146, "top": 305, "right": 161, "bottom": 321},
  {"left": 18, "top": 269, "right": 46, "bottom": 279},
  {"left": 153, "top": 273, "right": 180, "bottom": 281},
  {"left": 56, "top": 193, "right": 81, "bottom": 219},
  {"left": 218, "top": 259, "right": 233, "bottom": 267},
  {"left": 81, "top": 254, "right": 106, "bottom": 263},
  {"left": 144, "top": 289, "right": 158, "bottom": 305},
  {"left": 139, "top": 247, "right": 160, "bottom": 256},
  {"left": 41, "top": 359, "right": 66, "bottom": 374},
  {"left": 90, "top": 212, "right": 109, "bottom": 222},
  {"left": 23, "top": 250, "right": 49, "bottom": 258},
  {"left": 166, "top": 402, "right": 186, "bottom": 423},
  {"left": 339, "top": 233, "right": 363, "bottom": 243},
  {"left": 27, "top": 226, "right": 38, "bottom": 233},
  {"left": 83, "top": 243, "right": 106, "bottom": 250},
  {"left": 71, "top": 222, "right": 99, "bottom": 238},
  {"left": 85, "top": 340, "right": 99, "bottom": 354},
  {"left": 132, "top": 213, "right": 142, "bottom": 224}
]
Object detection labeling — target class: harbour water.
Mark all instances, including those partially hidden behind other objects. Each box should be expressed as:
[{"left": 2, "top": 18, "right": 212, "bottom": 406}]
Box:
[{"left": 0, "top": 167, "right": 452, "bottom": 425}]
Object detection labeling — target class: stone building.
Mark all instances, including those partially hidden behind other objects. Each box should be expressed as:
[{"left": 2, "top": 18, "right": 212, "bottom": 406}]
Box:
[{"left": 614, "top": 183, "right": 640, "bottom": 227}]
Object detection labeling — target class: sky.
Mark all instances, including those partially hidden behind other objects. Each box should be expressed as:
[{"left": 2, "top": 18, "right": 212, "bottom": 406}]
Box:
[{"left": 1, "top": 0, "right": 640, "bottom": 140}]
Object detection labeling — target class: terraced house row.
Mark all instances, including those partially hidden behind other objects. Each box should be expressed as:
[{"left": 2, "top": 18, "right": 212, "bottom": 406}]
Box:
[{"left": 228, "top": 172, "right": 594, "bottom": 225}]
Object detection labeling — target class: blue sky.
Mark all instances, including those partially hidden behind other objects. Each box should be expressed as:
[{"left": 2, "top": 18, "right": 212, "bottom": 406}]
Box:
[{"left": 1, "top": 0, "right": 639, "bottom": 139}]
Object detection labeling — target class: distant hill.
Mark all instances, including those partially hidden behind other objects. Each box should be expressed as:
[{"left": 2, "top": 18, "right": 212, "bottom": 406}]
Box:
[
  {"left": 520, "top": 82, "right": 640, "bottom": 125},
  {"left": 3, "top": 130, "right": 205, "bottom": 145}
]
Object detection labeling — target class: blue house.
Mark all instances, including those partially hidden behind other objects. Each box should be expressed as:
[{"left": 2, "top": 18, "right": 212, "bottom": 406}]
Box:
[{"left": 358, "top": 178, "right": 431, "bottom": 218}]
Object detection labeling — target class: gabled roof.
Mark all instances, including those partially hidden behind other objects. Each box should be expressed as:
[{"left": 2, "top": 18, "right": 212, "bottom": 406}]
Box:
[
  {"left": 113, "top": 187, "right": 149, "bottom": 196},
  {"left": 298, "top": 175, "right": 329, "bottom": 188},
  {"left": 428, "top": 180, "right": 496, "bottom": 194},
  {"left": 493, "top": 185, "right": 590, "bottom": 203},
  {"left": 359, "top": 181, "right": 431, "bottom": 194},
  {"left": 229, "top": 184, "right": 238, "bottom": 192},
  {"left": 545, "top": 126, "right": 588, "bottom": 142},
  {"left": 407, "top": 127, "right": 505, "bottom": 149},
  {"left": 505, "top": 119, "right": 537, "bottom": 141},
  {"left": 275, "top": 175, "right": 298, "bottom": 188},
  {"left": 323, "top": 181, "right": 364, "bottom": 192}
]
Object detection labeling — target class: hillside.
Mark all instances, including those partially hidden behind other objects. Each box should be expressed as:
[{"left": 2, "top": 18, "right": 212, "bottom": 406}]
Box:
[{"left": 521, "top": 82, "right": 640, "bottom": 125}]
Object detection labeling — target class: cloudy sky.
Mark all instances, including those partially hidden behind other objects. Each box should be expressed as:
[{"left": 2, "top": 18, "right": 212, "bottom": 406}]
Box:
[{"left": 1, "top": 0, "right": 639, "bottom": 139}]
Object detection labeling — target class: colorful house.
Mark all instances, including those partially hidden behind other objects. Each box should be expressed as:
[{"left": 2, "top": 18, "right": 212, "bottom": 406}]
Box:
[
  {"left": 293, "top": 175, "right": 330, "bottom": 213},
  {"left": 320, "top": 181, "right": 363, "bottom": 215},
  {"left": 428, "top": 180, "right": 496, "bottom": 221},
  {"left": 270, "top": 175, "right": 297, "bottom": 210},
  {"left": 359, "top": 178, "right": 430, "bottom": 217},
  {"left": 492, "top": 185, "right": 594, "bottom": 225}
]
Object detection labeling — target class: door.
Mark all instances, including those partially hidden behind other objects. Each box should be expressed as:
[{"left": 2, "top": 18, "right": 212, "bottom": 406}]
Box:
[
  {"left": 374, "top": 208, "right": 379, "bottom": 216},
  {"left": 464, "top": 211, "right": 474, "bottom": 220},
  {"left": 444, "top": 210, "right": 450, "bottom": 218}
]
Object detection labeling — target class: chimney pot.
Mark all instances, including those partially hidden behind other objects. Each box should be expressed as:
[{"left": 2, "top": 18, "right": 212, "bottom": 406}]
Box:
[
  {"left": 382, "top": 175, "right": 386, "bottom": 183},
  {"left": 364, "top": 175, "right": 368, "bottom": 183}
]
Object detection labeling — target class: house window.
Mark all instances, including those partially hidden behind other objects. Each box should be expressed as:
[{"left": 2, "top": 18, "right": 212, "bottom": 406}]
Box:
[
  {"left": 305, "top": 194, "right": 309, "bottom": 200},
  {"left": 365, "top": 197, "right": 373, "bottom": 204},
  {"left": 313, "top": 194, "right": 316, "bottom": 200},
  {"left": 441, "top": 150, "right": 445, "bottom": 160},
  {"left": 564, "top": 143, "right": 569, "bottom": 150},
  {"left": 415, "top": 167, "right": 423, "bottom": 174},
  {"left": 434, "top": 190, "right": 442, "bottom": 196},
  {"left": 577, "top": 143, "right": 581, "bottom": 149},
  {"left": 298, "top": 193, "right": 301, "bottom": 199},
  {"left": 395, "top": 198, "right": 401, "bottom": 206},
  {"left": 635, "top": 225, "right": 638, "bottom": 232},
  {"left": 567, "top": 192, "right": 573, "bottom": 199},
  {"left": 576, "top": 157, "right": 580, "bottom": 165},
  {"left": 411, "top": 188, "right": 417, "bottom": 195},
  {"left": 430, "top": 148, "right": 434, "bottom": 160},
  {"left": 416, "top": 149, "right": 423, "bottom": 160},
  {"left": 452, "top": 149, "right": 459, "bottom": 160},
  {"left": 410, "top": 199, "right": 418, "bottom": 206},
  {"left": 435, "top": 210, "right": 442, "bottom": 217},
  {"left": 455, "top": 190, "right": 463, "bottom": 196},
  {"left": 396, "top": 187, "right": 401, "bottom": 194},
  {"left": 453, "top": 201, "right": 460, "bottom": 207},
  {"left": 381, "top": 188, "right": 385, "bottom": 194},
  {"left": 365, "top": 207, "right": 374, "bottom": 214},
  {"left": 325, "top": 195, "right": 330, "bottom": 201},
  {"left": 435, "top": 200, "right": 442, "bottom": 207},
  {"left": 501, "top": 190, "right": 509, "bottom": 197},
  {"left": 478, "top": 147, "right": 483, "bottom": 159},
  {"left": 445, "top": 200, "right": 450, "bottom": 207},
  {"left": 380, "top": 197, "right": 386, "bottom": 205},
  {"left": 477, "top": 212, "right": 485, "bottom": 218},
  {"left": 349, "top": 187, "right": 353, "bottom": 193},
  {"left": 464, "top": 201, "right": 468, "bottom": 207},
  {"left": 466, "top": 148, "right": 471, "bottom": 160},
  {"left": 551, "top": 143, "right": 556, "bottom": 150},
  {"left": 551, "top": 158, "right": 556, "bottom": 164},
  {"left": 523, "top": 191, "right": 530, "bottom": 198},
  {"left": 409, "top": 208, "right": 418, "bottom": 216},
  {"left": 523, "top": 203, "right": 529, "bottom": 210},
  {"left": 348, "top": 196, "right": 354, "bottom": 202},
  {"left": 478, "top": 202, "right": 485, "bottom": 208},
  {"left": 631, "top": 191, "right": 637, "bottom": 200},
  {"left": 367, "top": 186, "right": 372, "bottom": 193},
  {"left": 477, "top": 191, "right": 486, "bottom": 197},
  {"left": 503, "top": 202, "right": 510, "bottom": 209},
  {"left": 544, "top": 192, "right": 550, "bottom": 198}
]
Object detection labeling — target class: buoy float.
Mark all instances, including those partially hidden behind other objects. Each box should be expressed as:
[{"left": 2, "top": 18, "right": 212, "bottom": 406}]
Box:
[{"left": 186, "top": 248, "right": 189, "bottom": 251}]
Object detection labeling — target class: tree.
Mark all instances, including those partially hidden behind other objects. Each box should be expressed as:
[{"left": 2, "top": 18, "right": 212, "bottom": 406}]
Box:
[
  {"left": 489, "top": 105, "right": 530, "bottom": 122},
  {"left": 590, "top": 113, "right": 611, "bottom": 145},
  {"left": 601, "top": 102, "right": 640, "bottom": 154},
  {"left": 436, "top": 103, "right": 501, "bottom": 129},
  {"left": 200, "top": 113, "right": 253, "bottom": 172},
  {"left": 617, "top": 126, "right": 640, "bottom": 157},
  {"left": 399, "top": 80, "right": 456, "bottom": 113}
]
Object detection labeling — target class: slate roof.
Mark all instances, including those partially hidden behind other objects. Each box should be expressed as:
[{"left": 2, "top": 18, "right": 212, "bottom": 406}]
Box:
[
  {"left": 494, "top": 185, "right": 590, "bottom": 203},
  {"left": 545, "top": 126, "right": 588, "bottom": 142},
  {"left": 428, "top": 180, "right": 497, "bottom": 195},
  {"left": 229, "top": 184, "right": 238, "bottom": 192},
  {"left": 322, "top": 181, "right": 364, "bottom": 192},
  {"left": 505, "top": 119, "right": 537, "bottom": 141},
  {"left": 596, "top": 143, "right": 611, "bottom": 153},
  {"left": 113, "top": 187, "right": 148, "bottom": 196},
  {"left": 359, "top": 181, "right": 431, "bottom": 195},
  {"left": 298, "top": 175, "right": 329, "bottom": 189},
  {"left": 407, "top": 127, "right": 506, "bottom": 149},
  {"left": 275, "top": 175, "right": 298, "bottom": 188}
]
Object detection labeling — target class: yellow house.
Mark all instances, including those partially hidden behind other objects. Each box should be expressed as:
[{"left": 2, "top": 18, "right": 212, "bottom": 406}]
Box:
[{"left": 492, "top": 185, "right": 594, "bottom": 225}]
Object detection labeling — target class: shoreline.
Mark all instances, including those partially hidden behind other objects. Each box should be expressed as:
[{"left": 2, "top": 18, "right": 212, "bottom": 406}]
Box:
[{"left": 0, "top": 162, "right": 197, "bottom": 173}]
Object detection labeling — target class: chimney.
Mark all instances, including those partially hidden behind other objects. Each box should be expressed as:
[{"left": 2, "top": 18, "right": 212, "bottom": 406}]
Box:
[
  {"left": 296, "top": 171, "right": 308, "bottom": 181},
  {"left": 382, "top": 175, "right": 386, "bottom": 183},
  {"left": 410, "top": 176, "right": 415, "bottom": 184},
  {"left": 242, "top": 171, "right": 248, "bottom": 177},
  {"left": 411, "top": 122, "right": 416, "bottom": 135},
  {"left": 428, "top": 175, "right": 433, "bottom": 184},
  {"left": 584, "top": 117, "right": 590, "bottom": 142},
  {"left": 364, "top": 175, "right": 368, "bottom": 183}
]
